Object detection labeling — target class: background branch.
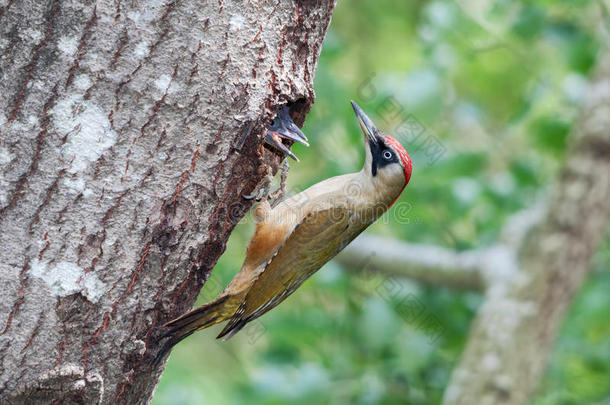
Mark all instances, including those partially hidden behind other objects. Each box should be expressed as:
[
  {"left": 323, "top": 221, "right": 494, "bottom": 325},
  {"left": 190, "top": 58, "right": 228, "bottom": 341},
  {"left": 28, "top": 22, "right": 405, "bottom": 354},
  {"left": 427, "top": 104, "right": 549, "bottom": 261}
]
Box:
[{"left": 337, "top": 235, "right": 485, "bottom": 291}]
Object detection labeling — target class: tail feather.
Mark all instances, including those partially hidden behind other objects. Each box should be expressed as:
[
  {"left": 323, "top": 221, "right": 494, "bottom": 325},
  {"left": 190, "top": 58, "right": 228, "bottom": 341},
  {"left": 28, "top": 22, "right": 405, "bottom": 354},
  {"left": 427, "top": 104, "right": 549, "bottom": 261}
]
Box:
[
  {"left": 153, "top": 295, "right": 238, "bottom": 367},
  {"left": 164, "top": 295, "right": 230, "bottom": 333}
]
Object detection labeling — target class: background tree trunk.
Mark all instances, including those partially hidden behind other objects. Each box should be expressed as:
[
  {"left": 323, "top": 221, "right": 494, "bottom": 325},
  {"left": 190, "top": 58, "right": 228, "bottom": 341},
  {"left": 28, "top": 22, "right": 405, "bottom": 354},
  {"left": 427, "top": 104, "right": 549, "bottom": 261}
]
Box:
[
  {"left": 442, "top": 50, "right": 610, "bottom": 405},
  {"left": 0, "top": 0, "right": 336, "bottom": 403}
]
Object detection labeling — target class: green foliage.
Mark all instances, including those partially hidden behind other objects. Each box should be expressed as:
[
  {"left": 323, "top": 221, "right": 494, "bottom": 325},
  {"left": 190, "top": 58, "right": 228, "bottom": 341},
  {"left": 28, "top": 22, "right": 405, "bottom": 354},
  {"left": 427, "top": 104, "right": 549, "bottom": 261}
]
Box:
[{"left": 155, "top": 1, "right": 608, "bottom": 403}]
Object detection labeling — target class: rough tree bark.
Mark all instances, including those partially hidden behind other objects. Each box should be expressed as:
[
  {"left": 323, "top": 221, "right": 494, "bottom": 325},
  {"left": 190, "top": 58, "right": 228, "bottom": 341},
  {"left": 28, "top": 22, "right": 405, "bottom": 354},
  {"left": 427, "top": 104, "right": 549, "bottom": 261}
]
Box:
[
  {"left": 337, "top": 50, "right": 610, "bottom": 405},
  {"left": 0, "top": 0, "right": 336, "bottom": 403}
]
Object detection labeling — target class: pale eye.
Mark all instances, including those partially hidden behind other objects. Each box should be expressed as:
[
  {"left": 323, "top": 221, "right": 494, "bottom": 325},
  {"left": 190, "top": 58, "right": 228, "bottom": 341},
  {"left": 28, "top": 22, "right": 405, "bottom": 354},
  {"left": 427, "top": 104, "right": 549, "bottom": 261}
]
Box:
[{"left": 383, "top": 150, "right": 393, "bottom": 161}]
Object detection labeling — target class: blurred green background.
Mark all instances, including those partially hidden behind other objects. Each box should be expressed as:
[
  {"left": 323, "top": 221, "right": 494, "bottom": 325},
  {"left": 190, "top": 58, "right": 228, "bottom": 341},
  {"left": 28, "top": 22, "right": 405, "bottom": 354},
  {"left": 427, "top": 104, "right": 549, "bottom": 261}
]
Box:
[{"left": 154, "top": 1, "right": 610, "bottom": 404}]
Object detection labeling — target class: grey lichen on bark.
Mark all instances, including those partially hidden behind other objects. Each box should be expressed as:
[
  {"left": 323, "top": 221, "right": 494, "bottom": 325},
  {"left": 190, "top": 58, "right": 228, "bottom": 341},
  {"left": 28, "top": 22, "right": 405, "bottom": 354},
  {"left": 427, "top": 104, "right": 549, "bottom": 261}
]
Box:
[{"left": 0, "top": 0, "right": 336, "bottom": 403}]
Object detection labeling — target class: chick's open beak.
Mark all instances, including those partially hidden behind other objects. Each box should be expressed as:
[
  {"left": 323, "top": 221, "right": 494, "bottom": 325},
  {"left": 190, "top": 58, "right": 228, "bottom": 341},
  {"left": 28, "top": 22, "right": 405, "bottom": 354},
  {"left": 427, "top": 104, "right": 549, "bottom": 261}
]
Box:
[
  {"left": 265, "top": 107, "right": 309, "bottom": 161},
  {"left": 351, "top": 100, "right": 383, "bottom": 145},
  {"left": 277, "top": 107, "right": 308, "bottom": 146}
]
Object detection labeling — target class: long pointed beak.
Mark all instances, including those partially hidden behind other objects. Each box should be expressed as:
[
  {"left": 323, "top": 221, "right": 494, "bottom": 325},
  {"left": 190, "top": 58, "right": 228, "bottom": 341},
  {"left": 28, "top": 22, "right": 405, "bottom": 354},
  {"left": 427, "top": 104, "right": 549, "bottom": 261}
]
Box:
[
  {"left": 264, "top": 107, "right": 308, "bottom": 161},
  {"left": 266, "top": 132, "right": 299, "bottom": 161},
  {"left": 276, "top": 107, "right": 309, "bottom": 146},
  {"left": 351, "top": 100, "right": 381, "bottom": 145}
]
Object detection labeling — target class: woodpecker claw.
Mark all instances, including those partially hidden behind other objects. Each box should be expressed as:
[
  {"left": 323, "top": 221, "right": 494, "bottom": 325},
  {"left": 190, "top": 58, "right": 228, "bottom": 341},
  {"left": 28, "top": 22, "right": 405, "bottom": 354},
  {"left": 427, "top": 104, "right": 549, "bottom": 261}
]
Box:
[
  {"left": 242, "top": 191, "right": 261, "bottom": 200},
  {"left": 243, "top": 178, "right": 271, "bottom": 202},
  {"left": 265, "top": 107, "right": 308, "bottom": 161},
  {"left": 242, "top": 160, "right": 289, "bottom": 206},
  {"left": 269, "top": 160, "right": 289, "bottom": 207}
]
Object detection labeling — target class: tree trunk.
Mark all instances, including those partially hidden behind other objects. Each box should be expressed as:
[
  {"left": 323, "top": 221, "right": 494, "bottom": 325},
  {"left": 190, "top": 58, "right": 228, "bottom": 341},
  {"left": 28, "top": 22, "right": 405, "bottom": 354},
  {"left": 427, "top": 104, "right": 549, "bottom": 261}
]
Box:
[
  {"left": 443, "top": 51, "right": 610, "bottom": 405},
  {"left": 0, "top": 0, "right": 336, "bottom": 403}
]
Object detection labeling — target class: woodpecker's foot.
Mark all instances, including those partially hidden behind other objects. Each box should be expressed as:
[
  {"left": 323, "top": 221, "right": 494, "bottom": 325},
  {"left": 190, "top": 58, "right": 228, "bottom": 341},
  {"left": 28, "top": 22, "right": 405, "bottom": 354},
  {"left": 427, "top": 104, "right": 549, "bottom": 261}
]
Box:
[
  {"left": 243, "top": 173, "right": 274, "bottom": 202},
  {"left": 242, "top": 159, "right": 289, "bottom": 206},
  {"left": 265, "top": 107, "right": 308, "bottom": 161},
  {"left": 269, "top": 160, "right": 289, "bottom": 207}
]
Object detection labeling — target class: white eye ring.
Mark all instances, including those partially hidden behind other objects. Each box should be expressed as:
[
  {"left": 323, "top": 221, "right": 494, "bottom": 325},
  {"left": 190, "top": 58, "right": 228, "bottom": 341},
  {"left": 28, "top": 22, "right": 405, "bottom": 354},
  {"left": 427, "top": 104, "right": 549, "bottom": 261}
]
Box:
[{"left": 383, "top": 150, "right": 393, "bottom": 160}]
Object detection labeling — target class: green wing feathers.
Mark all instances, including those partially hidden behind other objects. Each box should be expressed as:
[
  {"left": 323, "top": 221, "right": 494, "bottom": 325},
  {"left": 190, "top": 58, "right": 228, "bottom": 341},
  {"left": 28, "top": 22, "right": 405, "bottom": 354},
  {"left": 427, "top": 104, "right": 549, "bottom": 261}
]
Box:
[
  {"left": 217, "top": 207, "right": 356, "bottom": 340},
  {"left": 155, "top": 206, "right": 364, "bottom": 363}
]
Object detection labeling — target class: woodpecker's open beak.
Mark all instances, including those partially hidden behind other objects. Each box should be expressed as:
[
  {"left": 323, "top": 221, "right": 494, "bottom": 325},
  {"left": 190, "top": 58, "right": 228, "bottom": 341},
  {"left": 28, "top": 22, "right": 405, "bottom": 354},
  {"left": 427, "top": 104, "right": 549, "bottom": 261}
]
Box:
[
  {"left": 351, "top": 101, "right": 383, "bottom": 146},
  {"left": 265, "top": 107, "right": 309, "bottom": 161}
]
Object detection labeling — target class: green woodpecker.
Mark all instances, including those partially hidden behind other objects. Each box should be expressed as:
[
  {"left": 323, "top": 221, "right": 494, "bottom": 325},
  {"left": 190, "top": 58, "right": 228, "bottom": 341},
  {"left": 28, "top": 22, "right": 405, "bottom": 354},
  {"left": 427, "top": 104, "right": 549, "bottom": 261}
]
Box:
[{"left": 155, "top": 101, "right": 412, "bottom": 362}]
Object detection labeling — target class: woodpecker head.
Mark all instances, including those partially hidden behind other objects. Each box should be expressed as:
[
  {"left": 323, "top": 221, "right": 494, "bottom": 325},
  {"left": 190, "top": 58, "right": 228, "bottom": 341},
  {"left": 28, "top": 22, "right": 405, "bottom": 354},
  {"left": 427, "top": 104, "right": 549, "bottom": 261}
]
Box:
[{"left": 351, "top": 101, "right": 412, "bottom": 193}]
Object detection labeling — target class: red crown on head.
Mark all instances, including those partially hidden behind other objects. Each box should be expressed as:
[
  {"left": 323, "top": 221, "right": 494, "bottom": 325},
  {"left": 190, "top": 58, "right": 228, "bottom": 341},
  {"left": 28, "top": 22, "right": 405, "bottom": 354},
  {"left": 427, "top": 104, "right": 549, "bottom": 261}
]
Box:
[{"left": 385, "top": 135, "right": 412, "bottom": 184}]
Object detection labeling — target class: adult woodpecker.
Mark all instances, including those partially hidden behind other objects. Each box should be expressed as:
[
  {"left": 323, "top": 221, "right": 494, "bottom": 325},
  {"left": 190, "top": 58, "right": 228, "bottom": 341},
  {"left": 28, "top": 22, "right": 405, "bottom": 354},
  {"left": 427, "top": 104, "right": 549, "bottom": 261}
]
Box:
[{"left": 155, "top": 101, "right": 412, "bottom": 363}]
